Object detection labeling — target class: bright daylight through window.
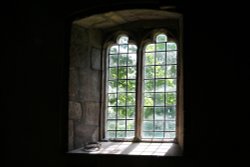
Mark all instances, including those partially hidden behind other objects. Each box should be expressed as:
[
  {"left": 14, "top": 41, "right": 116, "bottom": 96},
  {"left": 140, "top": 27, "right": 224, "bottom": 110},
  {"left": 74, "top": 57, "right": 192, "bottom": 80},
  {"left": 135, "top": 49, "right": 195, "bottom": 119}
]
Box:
[{"left": 105, "top": 32, "right": 178, "bottom": 142}]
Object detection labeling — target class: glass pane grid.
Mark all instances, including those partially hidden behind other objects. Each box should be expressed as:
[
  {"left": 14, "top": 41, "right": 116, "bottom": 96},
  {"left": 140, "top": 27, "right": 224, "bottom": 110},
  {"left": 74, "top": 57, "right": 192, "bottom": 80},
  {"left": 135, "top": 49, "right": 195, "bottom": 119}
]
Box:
[
  {"left": 106, "top": 35, "right": 137, "bottom": 139},
  {"left": 143, "top": 34, "right": 177, "bottom": 139},
  {"left": 106, "top": 33, "right": 177, "bottom": 141}
]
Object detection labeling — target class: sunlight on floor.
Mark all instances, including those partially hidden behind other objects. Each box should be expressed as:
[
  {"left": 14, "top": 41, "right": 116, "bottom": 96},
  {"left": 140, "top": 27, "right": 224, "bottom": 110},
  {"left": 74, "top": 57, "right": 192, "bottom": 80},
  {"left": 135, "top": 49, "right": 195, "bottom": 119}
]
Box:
[
  {"left": 69, "top": 142, "right": 176, "bottom": 156},
  {"left": 127, "top": 143, "right": 172, "bottom": 156}
]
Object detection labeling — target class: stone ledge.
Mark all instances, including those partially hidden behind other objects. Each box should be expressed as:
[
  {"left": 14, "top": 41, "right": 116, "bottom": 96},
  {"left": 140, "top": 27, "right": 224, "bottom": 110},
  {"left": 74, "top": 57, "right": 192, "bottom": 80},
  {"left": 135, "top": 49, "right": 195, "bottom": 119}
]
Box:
[{"left": 68, "top": 142, "right": 182, "bottom": 156}]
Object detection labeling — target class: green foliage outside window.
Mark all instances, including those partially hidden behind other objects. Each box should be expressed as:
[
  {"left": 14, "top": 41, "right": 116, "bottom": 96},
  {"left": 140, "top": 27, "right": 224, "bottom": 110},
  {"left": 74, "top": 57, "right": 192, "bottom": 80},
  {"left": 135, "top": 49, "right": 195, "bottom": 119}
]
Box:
[{"left": 106, "top": 34, "right": 178, "bottom": 139}]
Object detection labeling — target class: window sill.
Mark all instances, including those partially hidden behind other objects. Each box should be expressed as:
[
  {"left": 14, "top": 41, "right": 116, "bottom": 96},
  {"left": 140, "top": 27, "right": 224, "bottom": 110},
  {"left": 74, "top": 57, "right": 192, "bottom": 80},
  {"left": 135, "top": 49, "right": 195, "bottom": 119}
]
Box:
[{"left": 68, "top": 142, "right": 182, "bottom": 156}]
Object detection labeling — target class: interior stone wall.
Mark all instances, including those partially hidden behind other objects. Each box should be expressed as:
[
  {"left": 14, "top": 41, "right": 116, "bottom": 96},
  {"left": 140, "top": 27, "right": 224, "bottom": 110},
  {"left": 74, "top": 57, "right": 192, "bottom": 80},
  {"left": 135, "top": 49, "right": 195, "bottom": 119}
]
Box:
[
  {"left": 68, "top": 12, "right": 183, "bottom": 150},
  {"left": 68, "top": 24, "right": 102, "bottom": 150}
]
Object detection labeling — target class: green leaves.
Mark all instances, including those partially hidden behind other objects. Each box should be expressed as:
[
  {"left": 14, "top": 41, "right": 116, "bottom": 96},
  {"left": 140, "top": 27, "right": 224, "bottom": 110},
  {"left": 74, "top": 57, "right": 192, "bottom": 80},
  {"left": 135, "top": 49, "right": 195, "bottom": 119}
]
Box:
[
  {"left": 106, "top": 35, "right": 137, "bottom": 139},
  {"left": 166, "top": 79, "right": 176, "bottom": 91},
  {"left": 167, "top": 42, "right": 177, "bottom": 50},
  {"left": 167, "top": 51, "right": 177, "bottom": 64},
  {"left": 156, "top": 52, "right": 165, "bottom": 65},
  {"left": 127, "top": 80, "right": 136, "bottom": 92},
  {"left": 144, "top": 80, "right": 154, "bottom": 92},
  {"left": 145, "top": 66, "right": 154, "bottom": 79},
  {"left": 156, "top": 43, "right": 165, "bottom": 51},
  {"left": 155, "top": 107, "right": 164, "bottom": 120},
  {"left": 118, "top": 93, "right": 126, "bottom": 106},
  {"left": 110, "top": 45, "right": 118, "bottom": 54},
  {"left": 156, "top": 34, "right": 167, "bottom": 43},
  {"left": 144, "top": 92, "right": 176, "bottom": 106},
  {"left": 145, "top": 44, "right": 155, "bottom": 52},
  {"left": 155, "top": 66, "right": 165, "bottom": 78},
  {"left": 155, "top": 93, "right": 165, "bottom": 106},
  {"left": 166, "top": 65, "right": 177, "bottom": 78},
  {"left": 106, "top": 34, "right": 178, "bottom": 139},
  {"left": 144, "top": 107, "right": 153, "bottom": 120},
  {"left": 128, "top": 44, "right": 137, "bottom": 53},
  {"left": 108, "top": 95, "right": 117, "bottom": 106},
  {"left": 145, "top": 53, "right": 154, "bottom": 65},
  {"left": 144, "top": 93, "right": 154, "bottom": 106},
  {"left": 166, "top": 93, "right": 176, "bottom": 105},
  {"left": 127, "top": 120, "right": 135, "bottom": 130}
]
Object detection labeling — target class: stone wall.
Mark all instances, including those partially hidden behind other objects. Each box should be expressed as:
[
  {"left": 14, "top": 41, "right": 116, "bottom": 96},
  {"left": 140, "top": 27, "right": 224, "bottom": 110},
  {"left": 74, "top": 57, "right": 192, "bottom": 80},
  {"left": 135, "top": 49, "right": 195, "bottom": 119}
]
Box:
[
  {"left": 68, "top": 25, "right": 102, "bottom": 150},
  {"left": 68, "top": 14, "right": 183, "bottom": 151}
]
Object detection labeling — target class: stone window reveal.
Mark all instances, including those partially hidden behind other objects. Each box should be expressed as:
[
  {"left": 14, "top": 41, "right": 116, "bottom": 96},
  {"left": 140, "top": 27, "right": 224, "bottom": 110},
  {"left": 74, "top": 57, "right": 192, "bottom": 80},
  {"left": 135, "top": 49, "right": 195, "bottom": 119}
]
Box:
[{"left": 68, "top": 9, "right": 184, "bottom": 155}]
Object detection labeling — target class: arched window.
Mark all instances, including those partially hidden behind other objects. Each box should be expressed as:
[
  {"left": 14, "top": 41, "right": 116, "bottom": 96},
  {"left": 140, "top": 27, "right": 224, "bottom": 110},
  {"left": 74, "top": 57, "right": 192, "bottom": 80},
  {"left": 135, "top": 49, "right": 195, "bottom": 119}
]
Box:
[
  {"left": 142, "top": 33, "right": 177, "bottom": 140},
  {"left": 68, "top": 9, "right": 183, "bottom": 155},
  {"left": 104, "top": 31, "right": 179, "bottom": 142},
  {"left": 106, "top": 35, "right": 137, "bottom": 139}
]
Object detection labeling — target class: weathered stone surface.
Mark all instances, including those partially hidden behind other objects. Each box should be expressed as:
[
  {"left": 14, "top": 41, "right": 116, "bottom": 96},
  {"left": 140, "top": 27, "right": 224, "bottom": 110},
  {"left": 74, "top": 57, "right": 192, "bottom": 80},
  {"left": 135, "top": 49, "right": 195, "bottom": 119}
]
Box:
[
  {"left": 92, "top": 127, "right": 99, "bottom": 142},
  {"left": 69, "top": 101, "right": 82, "bottom": 120},
  {"left": 104, "top": 12, "right": 126, "bottom": 24},
  {"left": 69, "top": 68, "right": 79, "bottom": 98},
  {"left": 84, "top": 102, "right": 100, "bottom": 125},
  {"left": 90, "top": 47, "right": 101, "bottom": 70},
  {"left": 70, "top": 25, "right": 90, "bottom": 69},
  {"left": 89, "top": 29, "right": 102, "bottom": 48},
  {"left": 68, "top": 120, "right": 74, "bottom": 150},
  {"left": 79, "top": 70, "right": 100, "bottom": 101},
  {"left": 74, "top": 15, "right": 107, "bottom": 28},
  {"left": 74, "top": 9, "right": 180, "bottom": 29},
  {"left": 74, "top": 122, "right": 99, "bottom": 148}
]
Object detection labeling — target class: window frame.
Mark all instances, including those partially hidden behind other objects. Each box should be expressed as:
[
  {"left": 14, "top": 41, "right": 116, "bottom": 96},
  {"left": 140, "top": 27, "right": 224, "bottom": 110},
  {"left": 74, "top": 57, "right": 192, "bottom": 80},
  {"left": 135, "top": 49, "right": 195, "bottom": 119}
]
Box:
[{"left": 101, "top": 29, "right": 181, "bottom": 143}]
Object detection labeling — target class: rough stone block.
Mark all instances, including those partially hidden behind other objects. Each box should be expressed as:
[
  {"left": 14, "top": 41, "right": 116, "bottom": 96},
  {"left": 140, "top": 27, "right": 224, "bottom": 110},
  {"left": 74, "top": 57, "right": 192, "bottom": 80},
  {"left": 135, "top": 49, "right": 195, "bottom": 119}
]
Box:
[
  {"left": 70, "top": 25, "right": 90, "bottom": 69},
  {"left": 69, "top": 101, "right": 82, "bottom": 120},
  {"left": 74, "top": 122, "right": 99, "bottom": 148},
  {"left": 69, "top": 69, "right": 79, "bottom": 98},
  {"left": 68, "top": 120, "right": 74, "bottom": 150},
  {"left": 74, "top": 15, "right": 106, "bottom": 28},
  {"left": 89, "top": 29, "right": 102, "bottom": 48},
  {"left": 104, "top": 12, "right": 126, "bottom": 24},
  {"left": 79, "top": 70, "right": 100, "bottom": 101},
  {"left": 91, "top": 47, "right": 101, "bottom": 70},
  {"left": 84, "top": 102, "right": 100, "bottom": 125}
]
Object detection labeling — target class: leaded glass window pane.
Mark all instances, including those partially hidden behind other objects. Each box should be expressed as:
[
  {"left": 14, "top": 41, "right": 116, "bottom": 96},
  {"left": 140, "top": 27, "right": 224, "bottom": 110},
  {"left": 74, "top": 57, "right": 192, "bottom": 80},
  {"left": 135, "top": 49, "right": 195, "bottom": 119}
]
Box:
[
  {"left": 106, "top": 32, "right": 178, "bottom": 141},
  {"left": 106, "top": 35, "right": 137, "bottom": 139},
  {"left": 142, "top": 33, "right": 177, "bottom": 139}
]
